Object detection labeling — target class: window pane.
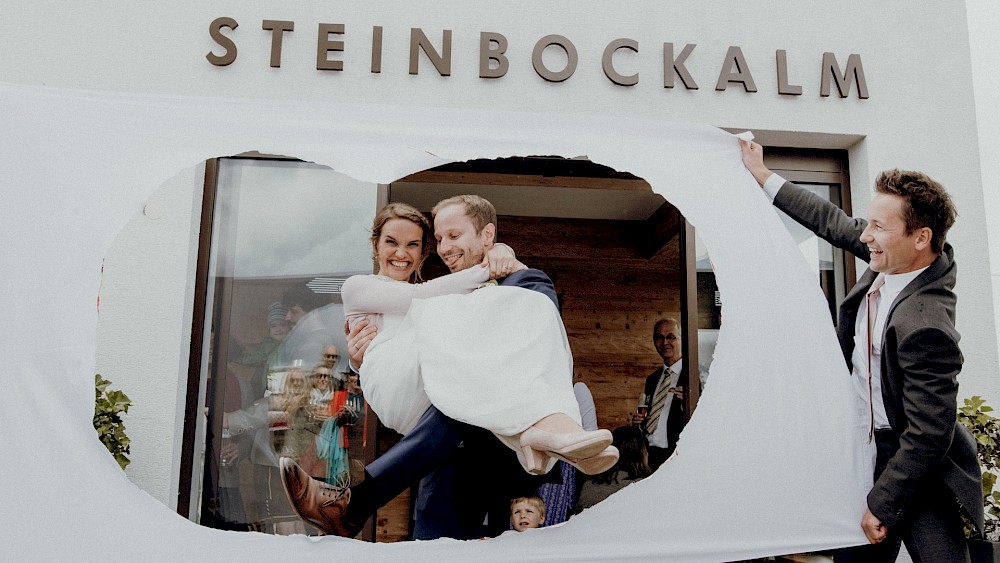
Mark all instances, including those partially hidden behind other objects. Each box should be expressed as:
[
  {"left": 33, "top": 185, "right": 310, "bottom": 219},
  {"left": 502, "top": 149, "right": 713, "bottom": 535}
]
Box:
[
  {"left": 772, "top": 184, "right": 837, "bottom": 272},
  {"left": 201, "top": 158, "right": 376, "bottom": 535}
]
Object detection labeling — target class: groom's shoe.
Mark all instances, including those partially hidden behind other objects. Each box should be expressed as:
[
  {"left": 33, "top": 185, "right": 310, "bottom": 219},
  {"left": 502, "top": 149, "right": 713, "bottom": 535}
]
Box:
[{"left": 280, "top": 457, "right": 361, "bottom": 537}]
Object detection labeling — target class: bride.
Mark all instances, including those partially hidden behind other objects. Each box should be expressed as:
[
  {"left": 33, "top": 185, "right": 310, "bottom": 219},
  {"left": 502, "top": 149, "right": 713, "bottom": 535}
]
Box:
[{"left": 341, "top": 201, "right": 617, "bottom": 475}]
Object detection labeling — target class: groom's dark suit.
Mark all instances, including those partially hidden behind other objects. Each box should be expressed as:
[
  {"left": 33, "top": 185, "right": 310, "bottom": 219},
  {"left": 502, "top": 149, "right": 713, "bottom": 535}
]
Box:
[
  {"left": 772, "top": 181, "right": 982, "bottom": 559},
  {"left": 361, "top": 268, "right": 558, "bottom": 539}
]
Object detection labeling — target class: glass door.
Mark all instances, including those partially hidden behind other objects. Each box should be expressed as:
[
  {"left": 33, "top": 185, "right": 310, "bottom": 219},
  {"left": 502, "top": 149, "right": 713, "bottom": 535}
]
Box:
[{"left": 195, "top": 157, "right": 378, "bottom": 534}]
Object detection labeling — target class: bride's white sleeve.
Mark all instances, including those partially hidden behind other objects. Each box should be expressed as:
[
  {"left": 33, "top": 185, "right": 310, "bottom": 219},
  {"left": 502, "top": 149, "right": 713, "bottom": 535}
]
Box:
[{"left": 342, "top": 265, "right": 490, "bottom": 316}]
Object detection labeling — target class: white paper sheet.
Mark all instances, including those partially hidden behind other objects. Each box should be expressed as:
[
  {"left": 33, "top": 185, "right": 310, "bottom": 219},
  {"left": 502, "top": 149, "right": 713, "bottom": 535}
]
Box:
[{"left": 0, "top": 81, "right": 872, "bottom": 561}]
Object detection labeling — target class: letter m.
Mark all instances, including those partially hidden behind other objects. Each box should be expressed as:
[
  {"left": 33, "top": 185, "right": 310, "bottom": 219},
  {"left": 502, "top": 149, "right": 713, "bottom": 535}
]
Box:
[{"left": 821, "top": 53, "right": 869, "bottom": 99}]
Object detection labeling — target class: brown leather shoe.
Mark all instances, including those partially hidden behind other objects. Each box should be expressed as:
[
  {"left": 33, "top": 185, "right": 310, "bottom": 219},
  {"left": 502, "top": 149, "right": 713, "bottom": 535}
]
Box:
[{"left": 280, "top": 457, "right": 361, "bottom": 537}]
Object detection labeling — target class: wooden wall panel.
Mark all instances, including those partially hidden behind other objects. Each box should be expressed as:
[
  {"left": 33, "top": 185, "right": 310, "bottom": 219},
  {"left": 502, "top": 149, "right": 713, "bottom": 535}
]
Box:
[
  {"left": 502, "top": 215, "right": 684, "bottom": 433},
  {"left": 373, "top": 429, "right": 412, "bottom": 542},
  {"left": 375, "top": 489, "right": 412, "bottom": 542}
]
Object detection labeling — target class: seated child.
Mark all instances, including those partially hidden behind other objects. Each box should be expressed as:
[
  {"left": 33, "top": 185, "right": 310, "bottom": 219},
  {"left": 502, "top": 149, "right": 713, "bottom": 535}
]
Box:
[{"left": 510, "top": 496, "right": 545, "bottom": 532}]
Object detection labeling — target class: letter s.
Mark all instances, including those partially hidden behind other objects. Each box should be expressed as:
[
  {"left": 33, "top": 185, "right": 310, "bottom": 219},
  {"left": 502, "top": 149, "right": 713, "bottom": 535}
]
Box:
[{"left": 207, "top": 17, "right": 238, "bottom": 66}]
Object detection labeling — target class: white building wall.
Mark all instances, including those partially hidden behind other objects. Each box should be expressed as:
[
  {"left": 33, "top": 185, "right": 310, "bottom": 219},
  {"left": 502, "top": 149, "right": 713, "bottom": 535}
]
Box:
[
  {"left": 969, "top": 0, "right": 1000, "bottom": 406},
  {"left": 94, "top": 167, "right": 204, "bottom": 507},
  {"left": 1, "top": 0, "right": 995, "bottom": 501}
]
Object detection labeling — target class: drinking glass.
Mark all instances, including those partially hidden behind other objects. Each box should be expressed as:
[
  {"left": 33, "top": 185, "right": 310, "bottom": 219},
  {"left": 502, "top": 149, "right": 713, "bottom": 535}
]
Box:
[{"left": 637, "top": 393, "right": 650, "bottom": 416}]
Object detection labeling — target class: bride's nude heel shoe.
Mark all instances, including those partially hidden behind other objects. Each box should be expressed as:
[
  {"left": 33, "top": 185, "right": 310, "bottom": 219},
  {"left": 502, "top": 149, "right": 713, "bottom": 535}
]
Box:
[
  {"left": 519, "top": 427, "right": 614, "bottom": 474},
  {"left": 518, "top": 444, "right": 553, "bottom": 475},
  {"left": 570, "top": 445, "right": 619, "bottom": 475}
]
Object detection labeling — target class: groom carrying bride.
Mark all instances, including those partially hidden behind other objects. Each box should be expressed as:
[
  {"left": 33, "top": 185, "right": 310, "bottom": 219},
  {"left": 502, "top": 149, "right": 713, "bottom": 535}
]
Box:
[{"left": 280, "top": 194, "right": 616, "bottom": 540}]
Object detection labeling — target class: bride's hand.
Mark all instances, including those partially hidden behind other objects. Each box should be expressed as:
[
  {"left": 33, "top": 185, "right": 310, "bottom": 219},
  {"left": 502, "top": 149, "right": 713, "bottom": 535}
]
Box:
[
  {"left": 483, "top": 243, "right": 527, "bottom": 279},
  {"left": 344, "top": 319, "right": 376, "bottom": 370}
]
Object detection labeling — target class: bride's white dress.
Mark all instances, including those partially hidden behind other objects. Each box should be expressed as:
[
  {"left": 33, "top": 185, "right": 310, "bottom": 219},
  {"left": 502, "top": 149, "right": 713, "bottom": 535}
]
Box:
[{"left": 342, "top": 267, "right": 582, "bottom": 445}]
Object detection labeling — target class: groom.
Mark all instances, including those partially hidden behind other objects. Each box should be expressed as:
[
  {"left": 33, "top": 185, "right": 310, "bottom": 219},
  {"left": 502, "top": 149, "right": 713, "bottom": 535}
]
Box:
[{"left": 281, "top": 194, "right": 562, "bottom": 539}]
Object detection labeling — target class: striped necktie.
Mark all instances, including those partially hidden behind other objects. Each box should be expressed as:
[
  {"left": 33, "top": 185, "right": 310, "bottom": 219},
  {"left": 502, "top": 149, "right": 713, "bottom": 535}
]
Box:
[
  {"left": 865, "top": 273, "right": 886, "bottom": 443},
  {"left": 645, "top": 366, "right": 673, "bottom": 436}
]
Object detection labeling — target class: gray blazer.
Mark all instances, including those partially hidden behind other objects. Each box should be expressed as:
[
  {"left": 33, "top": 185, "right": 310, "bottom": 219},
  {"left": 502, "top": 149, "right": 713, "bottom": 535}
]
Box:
[{"left": 773, "top": 181, "right": 983, "bottom": 531}]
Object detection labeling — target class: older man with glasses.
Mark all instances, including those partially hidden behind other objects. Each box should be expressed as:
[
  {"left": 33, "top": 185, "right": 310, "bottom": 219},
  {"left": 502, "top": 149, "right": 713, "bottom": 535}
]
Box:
[{"left": 632, "top": 318, "right": 687, "bottom": 470}]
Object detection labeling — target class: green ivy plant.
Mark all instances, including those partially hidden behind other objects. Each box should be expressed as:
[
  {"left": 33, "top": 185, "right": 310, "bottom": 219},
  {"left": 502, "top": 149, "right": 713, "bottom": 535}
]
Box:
[
  {"left": 94, "top": 374, "right": 132, "bottom": 470},
  {"left": 958, "top": 395, "right": 1000, "bottom": 541}
]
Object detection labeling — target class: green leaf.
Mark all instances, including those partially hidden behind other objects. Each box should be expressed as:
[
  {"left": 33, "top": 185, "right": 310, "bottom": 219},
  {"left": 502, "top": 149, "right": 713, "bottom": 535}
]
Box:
[
  {"left": 960, "top": 396, "right": 1000, "bottom": 528},
  {"left": 93, "top": 374, "right": 131, "bottom": 471}
]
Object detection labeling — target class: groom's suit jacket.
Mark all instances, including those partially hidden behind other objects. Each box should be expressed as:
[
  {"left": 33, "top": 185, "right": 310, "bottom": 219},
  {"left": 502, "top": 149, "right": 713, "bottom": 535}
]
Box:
[
  {"left": 773, "top": 181, "right": 982, "bottom": 531},
  {"left": 502, "top": 268, "right": 559, "bottom": 308}
]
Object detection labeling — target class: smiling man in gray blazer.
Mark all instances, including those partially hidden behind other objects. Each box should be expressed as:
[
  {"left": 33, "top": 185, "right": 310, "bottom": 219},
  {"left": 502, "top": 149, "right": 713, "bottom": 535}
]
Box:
[{"left": 741, "top": 140, "right": 982, "bottom": 562}]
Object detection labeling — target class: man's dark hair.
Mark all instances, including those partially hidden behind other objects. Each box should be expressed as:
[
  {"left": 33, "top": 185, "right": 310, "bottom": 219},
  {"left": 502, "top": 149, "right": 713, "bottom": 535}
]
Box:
[
  {"left": 282, "top": 282, "right": 329, "bottom": 313},
  {"left": 874, "top": 169, "right": 957, "bottom": 254}
]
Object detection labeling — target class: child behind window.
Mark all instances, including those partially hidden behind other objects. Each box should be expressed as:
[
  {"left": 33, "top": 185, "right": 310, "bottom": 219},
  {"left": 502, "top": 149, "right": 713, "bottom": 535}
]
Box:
[{"left": 510, "top": 496, "right": 545, "bottom": 532}]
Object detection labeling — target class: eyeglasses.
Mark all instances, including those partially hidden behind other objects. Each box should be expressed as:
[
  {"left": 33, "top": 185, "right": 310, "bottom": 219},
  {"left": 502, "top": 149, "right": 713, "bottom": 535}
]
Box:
[
  {"left": 314, "top": 372, "right": 332, "bottom": 379},
  {"left": 653, "top": 334, "right": 679, "bottom": 342}
]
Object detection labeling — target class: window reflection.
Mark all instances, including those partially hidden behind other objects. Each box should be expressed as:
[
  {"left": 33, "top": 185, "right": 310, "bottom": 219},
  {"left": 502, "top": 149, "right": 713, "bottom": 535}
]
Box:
[{"left": 201, "top": 158, "right": 376, "bottom": 534}]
